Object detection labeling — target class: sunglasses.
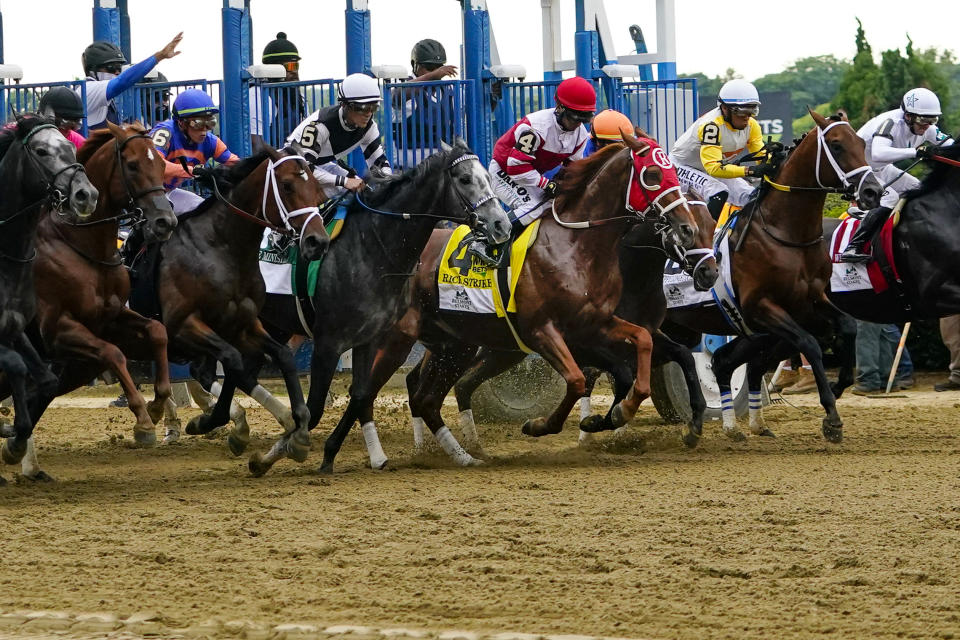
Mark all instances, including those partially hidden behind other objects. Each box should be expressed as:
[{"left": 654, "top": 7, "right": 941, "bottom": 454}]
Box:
[
  {"left": 729, "top": 104, "right": 760, "bottom": 117},
  {"left": 102, "top": 64, "right": 123, "bottom": 75},
  {"left": 56, "top": 117, "right": 82, "bottom": 132},
  {"left": 913, "top": 115, "right": 939, "bottom": 125},
  {"left": 562, "top": 108, "right": 594, "bottom": 124},
  {"left": 283, "top": 60, "right": 300, "bottom": 73},
  {"left": 346, "top": 102, "right": 379, "bottom": 115},
  {"left": 184, "top": 116, "right": 217, "bottom": 130}
]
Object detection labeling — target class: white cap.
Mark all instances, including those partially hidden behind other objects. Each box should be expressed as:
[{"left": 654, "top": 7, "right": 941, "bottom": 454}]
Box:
[
  {"left": 902, "top": 87, "right": 941, "bottom": 116},
  {"left": 338, "top": 73, "right": 382, "bottom": 103},
  {"left": 717, "top": 79, "right": 760, "bottom": 106}
]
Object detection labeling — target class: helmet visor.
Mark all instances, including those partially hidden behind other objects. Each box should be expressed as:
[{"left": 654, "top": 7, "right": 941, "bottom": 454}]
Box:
[
  {"left": 562, "top": 107, "right": 594, "bottom": 124},
  {"left": 56, "top": 117, "right": 82, "bottom": 132},
  {"left": 729, "top": 103, "right": 759, "bottom": 117},
  {"left": 346, "top": 102, "right": 379, "bottom": 115},
  {"left": 282, "top": 60, "right": 300, "bottom": 73},
  {"left": 101, "top": 63, "right": 124, "bottom": 75},
  {"left": 913, "top": 114, "right": 939, "bottom": 125},
  {"left": 184, "top": 116, "right": 217, "bottom": 131}
]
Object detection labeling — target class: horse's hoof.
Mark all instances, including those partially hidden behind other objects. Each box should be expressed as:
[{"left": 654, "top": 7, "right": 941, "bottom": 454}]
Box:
[
  {"left": 146, "top": 401, "right": 165, "bottom": 424},
  {"left": 185, "top": 415, "right": 215, "bottom": 436},
  {"left": 755, "top": 428, "right": 776, "bottom": 438},
  {"left": 133, "top": 429, "right": 157, "bottom": 447},
  {"left": 227, "top": 433, "right": 249, "bottom": 457},
  {"left": 247, "top": 453, "right": 272, "bottom": 478},
  {"left": 371, "top": 457, "right": 389, "bottom": 471},
  {"left": 288, "top": 432, "right": 312, "bottom": 464},
  {"left": 203, "top": 425, "right": 229, "bottom": 440},
  {"left": 822, "top": 420, "right": 844, "bottom": 443},
  {"left": 162, "top": 429, "right": 181, "bottom": 445},
  {"left": 681, "top": 427, "right": 700, "bottom": 449},
  {"left": 24, "top": 470, "right": 54, "bottom": 483},
  {"left": 723, "top": 428, "right": 747, "bottom": 442},
  {"left": 318, "top": 461, "right": 334, "bottom": 475},
  {"left": 521, "top": 417, "right": 547, "bottom": 437},
  {"left": 1, "top": 439, "right": 26, "bottom": 465},
  {"left": 464, "top": 443, "right": 490, "bottom": 460},
  {"left": 0, "top": 424, "right": 15, "bottom": 439},
  {"left": 579, "top": 414, "right": 606, "bottom": 433},
  {"left": 610, "top": 403, "right": 632, "bottom": 429}
]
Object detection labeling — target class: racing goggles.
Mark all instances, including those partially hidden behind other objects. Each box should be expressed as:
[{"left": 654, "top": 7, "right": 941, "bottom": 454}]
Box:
[
  {"left": 911, "top": 114, "right": 939, "bottom": 125},
  {"left": 560, "top": 107, "right": 595, "bottom": 124},
  {"left": 729, "top": 103, "right": 760, "bottom": 117},
  {"left": 56, "top": 117, "right": 82, "bottom": 131},
  {"left": 282, "top": 60, "right": 300, "bottom": 73},
  {"left": 346, "top": 102, "right": 379, "bottom": 115},
  {"left": 184, "top": 116, "right": 217, "bottom": 131},
  {"left": 101, "top": 63, "right": 123, "bottom": 75}
]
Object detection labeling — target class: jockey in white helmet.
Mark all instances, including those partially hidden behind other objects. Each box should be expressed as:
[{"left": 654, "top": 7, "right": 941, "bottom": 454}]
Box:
[{"left": 840, "top": 87, "right": 954, "bottom": 262}]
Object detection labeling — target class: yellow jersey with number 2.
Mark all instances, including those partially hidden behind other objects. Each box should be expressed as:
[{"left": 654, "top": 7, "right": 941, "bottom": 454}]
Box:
[{"left": 670, "top": 107, "right": 764, "bottom": 179}]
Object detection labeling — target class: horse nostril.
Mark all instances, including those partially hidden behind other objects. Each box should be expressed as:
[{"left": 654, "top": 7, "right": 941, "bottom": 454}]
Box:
[{"left": 74, "top": 189, "right": 89, "bottom": 202}]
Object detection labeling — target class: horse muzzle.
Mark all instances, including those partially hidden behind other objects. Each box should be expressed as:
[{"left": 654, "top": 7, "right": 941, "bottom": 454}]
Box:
[
  {"left": 300, "top": 229, "right": 330, "bottom": 262},
  {"left": 693, "top": 258, "right": 719, "bottom": 291},
  {"left": 68, "top": 183, "right": 99, "bottom": 219}
]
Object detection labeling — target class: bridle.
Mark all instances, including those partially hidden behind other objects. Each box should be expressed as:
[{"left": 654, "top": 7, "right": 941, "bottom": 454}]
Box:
[
  {"left": 664, "top": 198, "right": 715, "bottom": 275},
  {"left": 354, "top": 152, "right": 496, "bottom": 230}
]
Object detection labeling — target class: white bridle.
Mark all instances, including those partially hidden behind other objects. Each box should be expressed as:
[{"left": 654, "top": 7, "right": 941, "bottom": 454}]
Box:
[
  {"left": 261, "top": 154, "right": 322, "bottom": 234},
  {"left": 671, "top": 198, "right": 715, "bottom": 271},
  {"left": 815, "top": 120, "right": 873, "bottom": 196}
]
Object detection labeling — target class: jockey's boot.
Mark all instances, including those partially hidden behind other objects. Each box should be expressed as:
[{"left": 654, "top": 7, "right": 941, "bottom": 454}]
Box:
[{"left": 840, "top": 205, "right": 892, "bottom": 263}]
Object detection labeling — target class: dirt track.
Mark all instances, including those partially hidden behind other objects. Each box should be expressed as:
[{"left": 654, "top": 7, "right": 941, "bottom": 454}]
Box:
[{"left": 2, "top": 377, "right": 960, "bottom": 640}]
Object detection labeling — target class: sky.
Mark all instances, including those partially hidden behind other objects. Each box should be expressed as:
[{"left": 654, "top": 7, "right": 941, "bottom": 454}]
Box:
[{"left": 1, "top": 0, "right": 958, "bottom": 84}]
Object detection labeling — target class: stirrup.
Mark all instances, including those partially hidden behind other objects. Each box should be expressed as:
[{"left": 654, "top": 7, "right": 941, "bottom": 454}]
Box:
[
  {"left": 466, "top": 239, "right": 507, "bottom": 268},
  {"left": 839, "top": 246, "right": 871, "bottom": 263}
]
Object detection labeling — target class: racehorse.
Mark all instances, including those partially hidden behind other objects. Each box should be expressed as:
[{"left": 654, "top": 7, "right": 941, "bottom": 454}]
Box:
[
  {"left": 241, "top": 139, "right": 512, "bottom": 475},
  {"left": 665, "top": 111, "right": 882, "bottom": 443},
  {"left": 423, "top": 191, "right": 718, "bottom": 457},
  {"left": 0, "top": 115, "right": 98, "bottom": 478},
  {"left": 132, "top": 144, "right": 329, "bottom": 447},
  {"left": 9, "top": 123, "right": 177, "bottom": 482},
  {"left": 283, "top": 131, "right": 702, "bottom": 473}
]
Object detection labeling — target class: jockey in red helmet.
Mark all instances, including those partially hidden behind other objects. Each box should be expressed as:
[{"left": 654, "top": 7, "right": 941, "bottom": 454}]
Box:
[{"left": 469, "top": 76, "right": 596, "bottom": 264}]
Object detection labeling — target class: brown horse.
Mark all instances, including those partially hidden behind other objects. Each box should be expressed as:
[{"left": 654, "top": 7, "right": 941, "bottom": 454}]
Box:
[
  {"left": 146, "top": 145, "right": 329, "bottom": 445},
  {"left": 294, "top": 131, "right": 702, "bottom": 473},
  {"left": 19, "top": 124, "right": 178, "bottom": 468},
  {"left": 668, "top": 111, "right": 883, "bottom": 442}
]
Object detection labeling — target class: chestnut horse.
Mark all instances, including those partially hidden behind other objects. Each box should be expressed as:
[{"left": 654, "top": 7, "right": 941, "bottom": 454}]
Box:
[
  {"left": 0, "top": 116, "right": 98, "bottom": 477},
  {"left": 139, "top": 146, "right": 329, "bottom": 446},
  {"left": 296, "top": 132, "right": 701, "bottom": 473}
]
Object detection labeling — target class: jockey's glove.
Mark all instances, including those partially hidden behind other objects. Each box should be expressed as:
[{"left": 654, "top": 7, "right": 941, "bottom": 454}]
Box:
[
  {"left": 543, "top": 180, "right": 560, "bottom": 198},
  {"left": 916, "top": 142, "right": 937, "bottom": 160},
  {"left": 745, "top": 163, "right": 777, "bottom": 178},
  {"left": 191, "top": 164, "right": 212, "bottom": 183}
]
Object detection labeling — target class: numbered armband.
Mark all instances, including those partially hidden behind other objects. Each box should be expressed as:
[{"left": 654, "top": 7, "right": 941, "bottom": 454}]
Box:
[
  {"left": 150, "top": 128, "right": 171, "bottom": 151},
  {"left": 700, "top": 122, "right": 720, "bottom": 146},
  {"left": 514, "top": 129, "right": 540, "bottom": 156},
  {"left": 297, "top": 123, "right": 319, "bottom": 149}
]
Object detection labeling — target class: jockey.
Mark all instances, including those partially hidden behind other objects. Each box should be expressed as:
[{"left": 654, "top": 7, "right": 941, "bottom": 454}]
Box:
[
  {"left": 81, "top": 33, "right": 182, "bottom": 130},
  {"left": 585, "top": 109, "right": 634, "bottom": 155},
  {"left": 669, "top": 79, "right": 772, "bottom": 222},
  {"left": 38, "top": 87, "right": 87, "bottom": 149},
  {"left": 840, "top": 87, "right": 955, "bottom": 262},
  {"left": 285, "top": 73, "right": 392, "bottom": 198},
  {"left": 148, "top": 89, "right": 240, "bottom": 215},
  {"left": 473, "top": 76, "right": 595, "bottom": 263}
]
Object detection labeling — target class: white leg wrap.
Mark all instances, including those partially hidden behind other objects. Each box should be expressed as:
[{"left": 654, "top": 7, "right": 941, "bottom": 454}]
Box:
[
  {"left": 459, "top": 409, "right": 479, "bottom": 447},
  {"left": 361, "top": 421, "right": 388, "bottom": 470},
  {"left": 748, "top": 390, "right": 764, "bottom": 433},
  {"left": 411, "top": 416, "right": 426, "bottom": 449},
  {"left": 20, "top": 437, "right": 39, "bottom": 478},
  {"left": 578, "top": 430, "right": 595, "bottom": 446},
  {"left": 579, "top": 397, "right": 592, "bottom": 422},
  {"left": 192, "top": 380, "right": 218, "bottom": 411},
  {"left": 434, "top": 426, "right": 478, "bottom": 466},
  {"left": 251, "top": 384, "right": 294, "bottom": 432},
  {"left": 613, "top": 426, "right": 629, "bottom": 437},
  {"left": 720, "top": 390, "right": 737, "bottom": 433}
]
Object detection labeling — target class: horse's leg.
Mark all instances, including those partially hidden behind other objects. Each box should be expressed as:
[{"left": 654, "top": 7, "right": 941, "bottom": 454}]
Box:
[
  {"left": 0, "top": 340, "right": 51, "bottom": 465},
  {"left": 406, "top": 356, "right": 426, "bottom": 449},
  {"left": 105, "top": 310, "right": 172, "bottom": 429},
  {"left": 752, "top": 299, "right": 843, "bottom": 442},
  {"left": 453, "top": 349, "right": 525, "bottom": 455},
  {"left": 711, "top": 335, "right": 774, "bottom": 440},
  {"left": 651, "top": 332, "right": 706, "bottom": 447},
  {"left": 830, "top": 312, "right": 858, "bottom": 398},
  {"left": 596, "top": 317, "right": 654, "bottom": 432},
  {"left": 519, "top": 321, "right": 590, "bottom": 437},
  {"left": 410, "top": 343, "right": 482, "bottom": 466},
  {"left": 576, "top": 351, "right": 633, "bottom": 437},
  {"left": 745, "top": 340, "right": 792, "bottom": 437}
]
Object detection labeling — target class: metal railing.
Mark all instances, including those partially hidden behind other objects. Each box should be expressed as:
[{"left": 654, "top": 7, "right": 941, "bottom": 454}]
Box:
[
  {"left": 247, "top": 78, "right": 339, "bottom": 149},
  {"left": 127, "top": 79, "right": 223, "bottom": 134},
  {"left": 0, "top": 80, "right": 89, "bottom": 134},
  {"left": 381, "top": 79, "right": 467, "bottom": 170}
]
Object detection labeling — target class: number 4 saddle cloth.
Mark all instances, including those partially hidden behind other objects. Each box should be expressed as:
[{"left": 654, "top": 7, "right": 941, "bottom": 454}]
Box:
[{"left": 437, "top": 220, "right": 541, "bottom": 327}]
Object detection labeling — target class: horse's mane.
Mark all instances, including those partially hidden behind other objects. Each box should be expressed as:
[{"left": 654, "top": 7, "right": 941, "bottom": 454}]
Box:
[
  {"left": 554, "top": 144, "right": 624, "bottom": 200},
  {"left": 905, "top": 135, "right": 960, "bottom": 200},
  {"left": 0, "top": 113, "right": 53, "bottom": 164},
  {"left": 76, "top": 122, "right": 148, "bottom": 164},
  {"left": 358, "top": 144, "right": 470, "bottom": 209}
]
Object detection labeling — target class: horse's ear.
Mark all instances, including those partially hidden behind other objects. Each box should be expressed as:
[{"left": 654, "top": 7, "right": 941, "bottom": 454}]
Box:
[
  {"left": 453, "top": 135, "right": 468, "bottom": 149},
  {"left": 106, "top": 120, "right": 125, "bottom": 139},
  {"left": 439, "top": 139, "right": 453, "bottom": 152},
  {"left": 807, "top": 106, "right": 828, "bottom": 129},
  {"left": 634, "top": 126, "right": 650, "bottom": 139},
  {"left": 251, "top": 134, "right": 267, "bottom": 153},
  {"left": 836, "top": 109, "right": 849, "bottom": 122}
]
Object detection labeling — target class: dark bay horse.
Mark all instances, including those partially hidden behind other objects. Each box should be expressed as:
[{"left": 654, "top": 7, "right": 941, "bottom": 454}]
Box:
[
  {"left": 242, "top": 140, "right": 512, "bottom": 475},
  {"left": 21, "top": 123, "right": 177, "bottom": 466},
  {"left": 137, "top": 146, "right": 329, "bottom": 447},
  {"left": 665, "top": 111, "right": 882, "bottom": 443},
  {"left": 288, "top": 132, "right": 701, "bottom": 473},
  {"left": 426, "top": 191, "right": 719, "bottom": 456},
  {"left": 0, "top": 116, "right": 98, "bottom": 477}
]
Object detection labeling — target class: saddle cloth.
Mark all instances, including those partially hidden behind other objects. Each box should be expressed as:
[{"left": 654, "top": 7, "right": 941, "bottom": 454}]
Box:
[
  {"left": 828, "top": 214, "right": 900, "bottom": 294},
  {"left": 663, "top": 261, "right": 714, "bottom": 309},
  {"left": 259, "top": 205, "right": 347, "bottom": 297},
  {"left": 437, "top": 221, "right": 540, "bottom": 317}
]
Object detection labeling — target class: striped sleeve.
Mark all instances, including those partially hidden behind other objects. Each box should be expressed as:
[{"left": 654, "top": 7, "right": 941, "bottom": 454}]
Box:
[
  {"left": 211, "top": 136, "right": 238, "bottom": 164},
  {"left": 361, "top": 121, "right": 392, "bottom": 174}
]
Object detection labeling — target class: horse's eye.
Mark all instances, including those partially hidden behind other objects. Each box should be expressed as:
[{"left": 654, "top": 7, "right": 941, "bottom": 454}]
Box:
[
  {"left": 458, "top": 174, "right": 472, "bottom": 186},
  {"left": 126, "top": 161, "right": 139, "bottom": 172},
  {"left": 35, "top": 147, "right": 49, "bottom": 157},
  {"left": 282, "top": 182, "right": 294, "bottom": 193},
  {"left": 830, "top": 141, "right": 843, "bottom": 154}
]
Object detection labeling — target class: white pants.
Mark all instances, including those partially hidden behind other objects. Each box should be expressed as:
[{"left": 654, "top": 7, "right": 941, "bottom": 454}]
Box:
[
  {"left": 489, "top": 159, "right": 549, "bottom": 227},
  {"left": 167, "top": 188, "right": 204, "bottom": 216},
  {"left": 673, "top": 163, "right": 755, "bottom": 207},
  {"left": 873, "top": 164, "right": 920, "bottom": 208}
]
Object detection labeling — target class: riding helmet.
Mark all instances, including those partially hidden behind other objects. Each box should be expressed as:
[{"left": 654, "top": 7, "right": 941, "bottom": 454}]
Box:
[
  {"left": 411, "top": 39, "right": 446, "bottom": 67},
  {"left": 39, "top": 86, "right": 85, "bottom": 120},
  {"left": 262, "top": 32, "right": 301, "bottom": 64},
  {"left": 337, "top": 73, "right": 382, "bottom": 104},
  {"left": 555, "top": 77, "right": 597, "bottom": 112},
  {"left": 82, "top": 41, "right": 127, "bottom": 76},
  {"left": 172, "top": 89, "right": 219, "bottom": 118},
  {"left": 901, "top": 88, "right": 941, "bottom": 116},
  {"left": 717, "top": 79, "right": 760, "bottom": 106},
  {"left": 591, "top": 109, "right": 633, "bottom": 141}
]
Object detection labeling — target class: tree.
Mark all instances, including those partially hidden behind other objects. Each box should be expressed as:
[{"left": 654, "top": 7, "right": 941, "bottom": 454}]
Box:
[
  {"left": 754, "top": 55, "right": 850, "bottom": 120},
  {"left": 678, "top": 68, "right": 738, "bottom": 101},
  {"left": 831, "top": 18, "right": 884, "bottom": 128}
]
